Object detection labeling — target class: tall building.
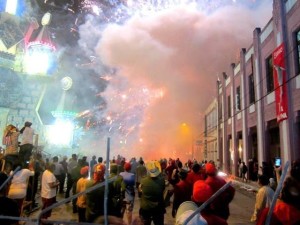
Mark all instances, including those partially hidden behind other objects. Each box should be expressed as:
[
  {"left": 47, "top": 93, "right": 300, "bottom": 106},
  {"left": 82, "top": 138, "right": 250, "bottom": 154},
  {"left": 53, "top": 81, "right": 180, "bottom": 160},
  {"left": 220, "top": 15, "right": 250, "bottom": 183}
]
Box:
[{"left": 205, "top": 0, "right": 300, "bottom": 177}]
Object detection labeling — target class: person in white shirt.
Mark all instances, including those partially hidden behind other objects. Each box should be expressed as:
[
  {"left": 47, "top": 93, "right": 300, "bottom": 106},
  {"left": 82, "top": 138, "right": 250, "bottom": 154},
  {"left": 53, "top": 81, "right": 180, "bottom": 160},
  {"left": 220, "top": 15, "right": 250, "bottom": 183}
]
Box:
[
  {"left": 8, "top": 161, "right": 34, "bottom": 216},
  {"left": 41, "top": 163, "right": 59, "bottom": 219},
  {"left": 19, "top": 121, "right": 35, "bottom": 168}
]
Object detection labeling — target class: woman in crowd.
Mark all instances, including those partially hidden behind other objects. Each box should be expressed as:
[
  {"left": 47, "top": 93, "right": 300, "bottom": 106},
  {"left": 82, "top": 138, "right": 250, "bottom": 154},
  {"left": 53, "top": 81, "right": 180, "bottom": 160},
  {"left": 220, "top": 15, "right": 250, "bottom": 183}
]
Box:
[
  {"left": 7, "top": 160, "right": 34, "bottom": 216},
  {"left": 2, "top": 124, "right": 20, "bottom": 155}
]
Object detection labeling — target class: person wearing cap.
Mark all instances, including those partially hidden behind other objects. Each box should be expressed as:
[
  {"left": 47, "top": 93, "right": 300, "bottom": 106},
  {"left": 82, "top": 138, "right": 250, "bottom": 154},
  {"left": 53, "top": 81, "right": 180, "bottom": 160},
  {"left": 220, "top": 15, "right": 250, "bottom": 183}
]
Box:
[
  {"left": 120, "top": 162, "right": 136, "bottom": 225},
  {"left": 0, "top": 172, "right": 19, "bottom": 225},
  {"left": 19, "top": 121, "right": 35, "bottom": 168},
  {"left": 204, "top": 163, "right": 235, "bottom": 220},
  {"left": 139, "top": 160, "right": 166, "bottom": 225},
  {"left": 175, "top": 180, "right": 228, "bottom": 225},
  {"left": 85, "top": 164, "right": 106, "bottom": 222},
  {"left": 76, "top": 166, "right": 89, "bottom": 222}
]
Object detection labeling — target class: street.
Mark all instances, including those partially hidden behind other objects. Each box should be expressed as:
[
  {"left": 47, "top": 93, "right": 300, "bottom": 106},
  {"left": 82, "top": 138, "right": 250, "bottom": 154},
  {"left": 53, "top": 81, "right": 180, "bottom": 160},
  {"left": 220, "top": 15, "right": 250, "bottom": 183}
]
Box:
[{"left": 25, "top": 181, "right": 257, "bottom": 225}]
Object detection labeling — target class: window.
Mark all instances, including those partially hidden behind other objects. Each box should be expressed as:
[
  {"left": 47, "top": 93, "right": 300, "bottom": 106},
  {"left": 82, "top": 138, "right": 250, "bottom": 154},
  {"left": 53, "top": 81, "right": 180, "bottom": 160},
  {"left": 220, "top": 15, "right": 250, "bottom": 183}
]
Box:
[
  {"left": 249, "top": 74, "right": 255, "bottom": 104},
  {"left": 296, "top": 30, "right": 300, "bottom": 74},
  {"left": 236, "top": 86, "right": 241, "bottom": 111},
  {"left": 266, "top": 55, "right": 274, "bottom": 93},
  {"left": 227, "top": 95, "right": 231, "bottom": 118}
]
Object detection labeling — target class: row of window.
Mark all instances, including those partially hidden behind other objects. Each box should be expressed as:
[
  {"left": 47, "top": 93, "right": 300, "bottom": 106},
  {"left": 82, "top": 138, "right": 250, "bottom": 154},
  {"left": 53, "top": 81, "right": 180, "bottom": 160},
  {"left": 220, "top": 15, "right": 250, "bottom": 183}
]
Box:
[{"left": 227, "top": 29, "right": 300, "bottom": 118}]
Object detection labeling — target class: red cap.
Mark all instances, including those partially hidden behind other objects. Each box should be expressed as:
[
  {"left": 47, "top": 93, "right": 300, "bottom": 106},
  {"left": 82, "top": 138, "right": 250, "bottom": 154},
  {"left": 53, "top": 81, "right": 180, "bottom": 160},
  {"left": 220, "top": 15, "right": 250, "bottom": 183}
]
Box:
[
  {"left": 124, "top": 162, "right": 131, "bottom": 171},
  {"left": 192, "top": 180, "right": 213, "bottom": 203},
  {"left": 205, "top": 163, "right": 217, "bottom": 175},
  {"left": 80, "top": 166, "right": 89, "bottom": 175}
]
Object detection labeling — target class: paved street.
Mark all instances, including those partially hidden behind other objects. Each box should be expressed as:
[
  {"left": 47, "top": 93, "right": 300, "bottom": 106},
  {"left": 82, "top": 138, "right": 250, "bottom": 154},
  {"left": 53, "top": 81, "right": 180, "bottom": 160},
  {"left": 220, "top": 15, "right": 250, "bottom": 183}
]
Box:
[{"left": 24, "top": 179, "right": 257, "bottom": 225}]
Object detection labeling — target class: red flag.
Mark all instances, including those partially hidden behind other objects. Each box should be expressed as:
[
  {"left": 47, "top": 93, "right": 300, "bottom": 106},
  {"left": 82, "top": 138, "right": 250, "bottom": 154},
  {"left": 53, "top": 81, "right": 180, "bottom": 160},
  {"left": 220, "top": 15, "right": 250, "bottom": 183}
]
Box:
[{"left": 272, "top": 43, "right": 288, "bottom": 123}]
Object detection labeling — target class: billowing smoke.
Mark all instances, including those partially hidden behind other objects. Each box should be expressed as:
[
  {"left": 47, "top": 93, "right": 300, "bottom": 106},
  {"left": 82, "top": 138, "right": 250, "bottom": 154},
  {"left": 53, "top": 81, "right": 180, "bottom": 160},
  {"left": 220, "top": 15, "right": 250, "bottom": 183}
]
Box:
[{"left": 77, "top": 1, "right": 272, "bottom": 161}]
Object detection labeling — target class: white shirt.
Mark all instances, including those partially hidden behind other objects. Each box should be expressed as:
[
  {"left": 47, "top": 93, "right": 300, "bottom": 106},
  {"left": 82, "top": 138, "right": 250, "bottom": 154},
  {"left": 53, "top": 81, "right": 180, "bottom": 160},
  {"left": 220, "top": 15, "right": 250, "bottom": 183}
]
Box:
[
  {"left": 21, "top": 127, "right": 35, "bottom": 145},
  {"left": 8, "top": 169, "right": 34, "bottom": 199},
  {"left": 41, "top": 170, "right": 57, "bottom": 199}
]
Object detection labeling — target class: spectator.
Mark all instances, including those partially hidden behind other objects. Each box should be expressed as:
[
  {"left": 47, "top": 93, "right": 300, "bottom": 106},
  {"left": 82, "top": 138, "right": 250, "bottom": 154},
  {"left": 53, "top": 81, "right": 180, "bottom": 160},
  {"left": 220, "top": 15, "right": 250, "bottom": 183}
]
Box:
[
  {"left": 65, "top": 154, "right": 77, "bottom": 198},
  {"left": 176, "top": 180, "right": 228, "bottom": 225},
  {"left": 8, "top": 160, "right": 34, "bottom": 216},
  {"left": 257, "top": 159, "right": 300, "bottom": 225},
  {"left": 241, "top": 162, "right": 248, "bottom": 182},
  {"left": 27, "top": 153, "right": 45, "bottom": 208},
  {"left": 89, "top": 155, "right": 97, "bottom": 177},
  {"left": 52, "top": 156, "right": 64, "bottom": 194},
  {"left": 85, "top": 164, "right": 106, "bottom": 222},
  {"left": 59, "top": 156, "right": 68, "bottom": 193},
  {"left": 76, "top": 166, "right": 89, "bottom": 222},
  {"left": 70, "top": 159, "right": 84, "bottom": 213},
  {"left": 135, "top": 160, "right": 147, "bottom": 198},
  {"left": 108, "top": 163, "right": 125, "bottom": 218},
  {"left": 172, "top": 170, "right": 192, "bottom": 218},
  {"left": 2, "top": 124, "right": 19, "bottom": 155},
  {"left": 250, "top": 175, "right": 274, "bottom": 222},
  {"left": 0, "top": 172, "right": 19, "bottom": 225},
  {"left": 41, "top": 163, "right": 59, "bottom": 220},
  {"left": 186, "top": 163, "right": 206, "bottom": 186},
  {"left": 19, "top": 121, "right": 35, "bottom": 168},
  {"left": 120, "top": 162, "right": 136, "bottom": 225},
  {"left": 81, "top": 156, "right": 89, "bottom": 167},
  {"left": 139, "top": 160, "right": 166, "bottom": 225},
  {"left": 204, "top": 163, "right": 235, "bottom": 220}
]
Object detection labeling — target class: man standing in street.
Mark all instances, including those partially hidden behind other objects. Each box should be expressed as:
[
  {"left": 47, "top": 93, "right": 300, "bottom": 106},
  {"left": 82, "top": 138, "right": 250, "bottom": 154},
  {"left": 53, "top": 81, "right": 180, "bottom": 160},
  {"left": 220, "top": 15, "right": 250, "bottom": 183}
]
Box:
[
  {"left": 139, "top": 160, "right": 166, "bottom": 225},
  {"left": 89, "top": 155, "right": 97, "bottom": 178},
  {"left": 65, "top": 154, "right": 78, "bottom": 198},
  {"left": 120, "top": 162, "right": 135, "bottom": 225},
  {"left": 41, "top": 163, "right": 60, "bottom": 221}
]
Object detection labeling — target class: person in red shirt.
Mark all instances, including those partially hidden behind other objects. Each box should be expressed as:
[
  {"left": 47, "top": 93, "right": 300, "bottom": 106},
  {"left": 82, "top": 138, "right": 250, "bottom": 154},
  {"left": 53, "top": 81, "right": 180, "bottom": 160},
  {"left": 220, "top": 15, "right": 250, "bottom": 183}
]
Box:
[
  {"left": 186, "top": 163, "right": 206, "bottom": 186},
  {"left": 172, "top": 170, "right": 192, "bottom": 218},
  {"left": 204, "top": 163, "right": 235, "bottom": 220},
  {"left": 175, "top": 180, "right": 228, "bottom": 225}
]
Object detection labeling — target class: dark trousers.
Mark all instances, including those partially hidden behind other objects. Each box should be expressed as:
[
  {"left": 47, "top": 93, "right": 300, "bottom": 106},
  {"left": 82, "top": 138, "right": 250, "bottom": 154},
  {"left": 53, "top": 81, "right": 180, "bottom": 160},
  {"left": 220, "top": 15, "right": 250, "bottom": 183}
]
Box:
[
  {"left": 65, "top": 173, "right": 74, "bottom": 198},
  {"left": 19, "top": 144, "right": 33, "bottom": 167},
  {"left": 78, "top": 207, "right": 86, "bottom": 222},
  {"left": 72, "top": 182, "right": 78, "bottom": 213},
  {"left": 139, "top": 208, "right": 164, "bottom": 225},
  {"left": 41, "top": 197, "right": 56, "bottom": 219},
  {"left": 59, "top": 173, "right": 66, "bottom": 193}
]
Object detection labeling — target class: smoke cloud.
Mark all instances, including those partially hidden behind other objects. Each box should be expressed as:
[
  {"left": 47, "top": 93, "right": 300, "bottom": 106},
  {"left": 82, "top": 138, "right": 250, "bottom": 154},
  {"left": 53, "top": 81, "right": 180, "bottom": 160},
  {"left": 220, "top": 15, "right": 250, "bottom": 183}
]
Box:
[{"left": 79, "top": 1, "right": 272, "bottom": 161}]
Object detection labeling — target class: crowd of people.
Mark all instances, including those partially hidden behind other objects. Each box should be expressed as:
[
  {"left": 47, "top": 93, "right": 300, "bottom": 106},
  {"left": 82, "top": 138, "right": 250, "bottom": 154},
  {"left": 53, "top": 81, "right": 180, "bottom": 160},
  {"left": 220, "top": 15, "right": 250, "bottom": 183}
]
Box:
[{"left": 0, "top": 123, "right": 300, "bottom": 225}]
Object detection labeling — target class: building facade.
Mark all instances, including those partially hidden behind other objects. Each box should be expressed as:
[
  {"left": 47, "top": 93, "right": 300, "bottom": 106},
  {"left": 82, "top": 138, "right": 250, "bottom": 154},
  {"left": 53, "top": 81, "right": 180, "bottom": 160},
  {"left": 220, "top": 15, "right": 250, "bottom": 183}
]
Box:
[{"left": 205, "top": 0, "right": 300, "bottom": 177}]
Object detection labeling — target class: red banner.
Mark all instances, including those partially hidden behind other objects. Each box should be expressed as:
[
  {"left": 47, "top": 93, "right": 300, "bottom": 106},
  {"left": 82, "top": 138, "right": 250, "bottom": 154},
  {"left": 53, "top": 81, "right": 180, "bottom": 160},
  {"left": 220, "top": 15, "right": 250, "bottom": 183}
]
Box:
[{"left": 272, "top": 43, "right": 288, "bottom": 123}]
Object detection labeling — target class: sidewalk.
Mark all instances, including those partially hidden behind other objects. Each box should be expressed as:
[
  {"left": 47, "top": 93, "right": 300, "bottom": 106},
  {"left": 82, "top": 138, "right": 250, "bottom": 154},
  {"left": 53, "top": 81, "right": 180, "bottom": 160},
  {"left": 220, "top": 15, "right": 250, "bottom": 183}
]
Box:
[{"left": 229, "top": 175, "right": 259, "bottom": 198}]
